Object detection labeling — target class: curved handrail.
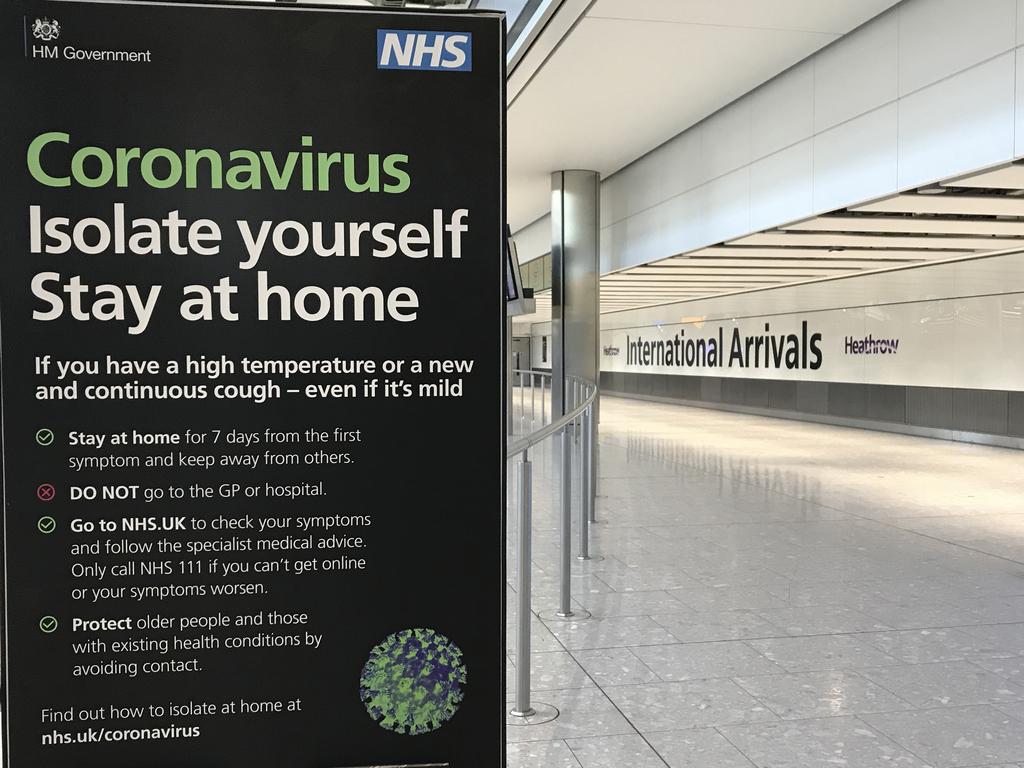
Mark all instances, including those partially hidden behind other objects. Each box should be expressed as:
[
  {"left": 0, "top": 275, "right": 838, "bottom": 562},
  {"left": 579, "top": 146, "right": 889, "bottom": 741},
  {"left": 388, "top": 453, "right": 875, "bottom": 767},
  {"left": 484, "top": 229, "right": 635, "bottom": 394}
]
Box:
[{"left": 507, "top": 373, "right": 597, "bottom": 457}]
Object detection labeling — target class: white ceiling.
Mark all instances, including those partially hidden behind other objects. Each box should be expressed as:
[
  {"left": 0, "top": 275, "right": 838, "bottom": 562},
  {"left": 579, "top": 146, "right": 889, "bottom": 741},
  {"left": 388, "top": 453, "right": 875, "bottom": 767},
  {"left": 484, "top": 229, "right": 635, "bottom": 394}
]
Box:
[{"left": 507, "top": 0, "right": 901, "bottom": 230}]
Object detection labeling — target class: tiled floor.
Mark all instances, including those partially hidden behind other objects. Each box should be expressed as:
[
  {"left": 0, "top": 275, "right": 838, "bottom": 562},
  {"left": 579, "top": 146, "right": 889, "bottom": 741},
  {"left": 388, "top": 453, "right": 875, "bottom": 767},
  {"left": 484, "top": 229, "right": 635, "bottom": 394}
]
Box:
[{"left": 506, "top": 396, "right": 1024, "bottom": 768}]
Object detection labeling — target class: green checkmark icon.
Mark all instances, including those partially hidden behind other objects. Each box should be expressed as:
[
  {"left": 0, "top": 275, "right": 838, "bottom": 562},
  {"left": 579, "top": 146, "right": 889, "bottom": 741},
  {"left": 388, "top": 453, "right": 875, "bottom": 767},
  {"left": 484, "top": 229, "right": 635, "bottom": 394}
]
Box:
[
  {"left": 37, "top": 516, "right": 56, "bottom": 534},
  {"left": 35, "top": 428, "right": 54, "bottom": 446},
  {"left": 39, "top": 616, "right": 58, "bottom": 634}
]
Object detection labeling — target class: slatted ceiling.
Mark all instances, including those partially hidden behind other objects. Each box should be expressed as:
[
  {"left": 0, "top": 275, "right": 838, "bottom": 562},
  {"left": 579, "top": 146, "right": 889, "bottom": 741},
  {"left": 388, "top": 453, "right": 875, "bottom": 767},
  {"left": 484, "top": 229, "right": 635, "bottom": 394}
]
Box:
[
  {"left": 683, "top": 247, "right": 935, "bottom": 261},
  {"left": 781, "top": 216, "right": 1024, "bottom": 236},
  {"left": 851, "top": 194, "right": 1024, "bottom": 216},
  {"left": 618, "top": 268, "right": 868, "bottom": 276},
  {"left": 943, "top": 164, "right": 1024, "bottom": 190},
  {"left": 650, "top": 258, "right": 908, "bottom": 269},
  {"left": 727, "top": 232, "right": 1022, "bottom": 250},
  {"left": 603, "top": 275, "right": 823, "bottom": 282},
  {"left": 605, "top": 278, "right": 782, "bottom": 286}
]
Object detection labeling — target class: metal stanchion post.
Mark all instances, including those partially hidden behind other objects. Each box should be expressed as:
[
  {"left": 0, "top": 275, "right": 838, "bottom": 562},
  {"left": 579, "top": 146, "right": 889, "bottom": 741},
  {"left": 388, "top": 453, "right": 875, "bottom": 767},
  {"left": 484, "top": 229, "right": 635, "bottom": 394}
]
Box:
[
  {"left": 588, "top": 400, "right": 598, "bottom": 523},
  {"left": 578, "top": 404, "right": 591, "bottom": 560},
  {"left": 541, "top": 377, "right": 546, "bottom": 423},
  {"left": 510, "top": 451, "right": 534, "bottom": 718},
  {"left": 531, "top": 373, "right": 536, "bottom": 423},
  {"left": 519, "top": 374, "right": 525, "bottom": 426},
  {"left": 557, "top": 427, "right": 574, "bottom": 618}
]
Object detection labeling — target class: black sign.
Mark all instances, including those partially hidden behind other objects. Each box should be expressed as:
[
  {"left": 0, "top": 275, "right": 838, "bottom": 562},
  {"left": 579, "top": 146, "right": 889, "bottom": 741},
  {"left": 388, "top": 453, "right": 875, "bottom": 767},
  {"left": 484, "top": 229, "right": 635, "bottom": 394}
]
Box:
[{"left": 0, "top": 2, "right": 505, "bottom": 766}]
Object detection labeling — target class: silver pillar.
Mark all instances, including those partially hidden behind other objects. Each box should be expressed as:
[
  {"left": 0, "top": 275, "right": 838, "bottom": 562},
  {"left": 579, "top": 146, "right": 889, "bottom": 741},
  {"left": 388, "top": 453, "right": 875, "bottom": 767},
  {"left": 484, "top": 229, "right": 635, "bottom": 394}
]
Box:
[
  {"left": 552, "top": 170, "right": 600, "bottom": 539},
  {"left": 551, "top": 170, "right": 600, "bottom": 418}
]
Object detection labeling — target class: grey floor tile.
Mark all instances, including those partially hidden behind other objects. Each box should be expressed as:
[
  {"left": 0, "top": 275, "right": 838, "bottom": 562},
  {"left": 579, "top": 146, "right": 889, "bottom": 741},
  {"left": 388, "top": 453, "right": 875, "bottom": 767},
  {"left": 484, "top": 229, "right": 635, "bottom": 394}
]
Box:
[
  {"left": 508, "top": 652, "right": 596, "bottom": 691},
  {"left": 652, "top": 609, "right": 785, "bottom": 643},
  {"left": 961, "top": 623, "right": 1024, "bottom": 655},
  {"left": 666, "top": 585, "right": 790, "bottom": 612},
  {"left": 759, "top": 605, "right": 892, "bottom": 636},
  {"left": 733, "top": 669, "right": 913, "bottom": 719},
  {"left": 506, "top": 688, "right": 636, "bottom": 744},
  {"left": 719, "top": 716, "right": 931, "bottom": 768},
  {"left": 565, "top": 734, "right": 665, "bottom": 768},
  {"left": 507, "top": 739, "right": 582, "bottom": 768},
  {"left": 863, "top": 705, "right": 1024, "bottom": 768},
  {"left": 591, "top": 566, "right": 705, "bottom": 592},
  {"left": 861, "top": 628, "right": 1015, "bottom": 663},
  {"left": 997, "top": 701, "right": 1024, "bottom": 722},
  {"left": 603, "top": 678, "right": 777, "bottom": 732},
  {"left": 572, "top": 648, "right": 660, "bottom": 686},
  {"left": 508, "top": 615, "right": 566, "bottom": 654},
  {"left": 857, "top": 661, "right": 1024, "bottom": 708},
  {"left": 632, "top": 641, "right": 783, "bottom": 681},
  {"left": 544, "top": 615, "right": 679, "bottom": 651},
  {"left": 532, "top": 572, "right": 617, "bottom": 598},
  {"left": 860, "top": 600, "right": 987, "bottom": 630},
  {"left": 964, "top": 597, "right": 1024, "bottom": 624},
  {"left": 975, "top": 655, "right": 1024, "bottom": 684},
  {"left": 645, "top": 728, "right": 754, "bottom": 768},
  {"left": 747, "top": 634, "right": 901, "bottom": 672},
  {"left": 575, "top": 589, "right": 693, "bottom": 618}
]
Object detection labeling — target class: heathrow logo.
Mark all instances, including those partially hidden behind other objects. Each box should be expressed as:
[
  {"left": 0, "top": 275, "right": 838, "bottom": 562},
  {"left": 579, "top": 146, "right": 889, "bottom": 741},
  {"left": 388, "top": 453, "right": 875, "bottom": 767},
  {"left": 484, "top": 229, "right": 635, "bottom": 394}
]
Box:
[
  {"left": 32, "top": 17, "right": 60, "bottom": 41},
  {"left": 377, "top": 29, "right": 472, "bottom": 71}
]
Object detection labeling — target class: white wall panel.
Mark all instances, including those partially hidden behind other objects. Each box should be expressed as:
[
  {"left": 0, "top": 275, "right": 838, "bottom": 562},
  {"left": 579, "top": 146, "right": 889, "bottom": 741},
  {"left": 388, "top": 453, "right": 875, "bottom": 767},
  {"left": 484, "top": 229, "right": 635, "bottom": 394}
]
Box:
[
  {"left": 898, "top": 0, "right": 1016, "bottom": 95},
  {"left": 997, "top": 294, "right": 1024, "bottom": 386},
  {"left": 897, "top": 53, "right": 1016, "bottom": 189},
  {"left": 750, "top": 62, "right": 814, "bottom": 159},
  {"left": 951, "top": 296, "right": 1016, "bottom": 389},
  {"left": 748, "top": 140, "right": 813, "bottom": 232},
  {"left": 511, "top": 214, "right": 552, "bottom": 264},
  {"left": 603, "top": 186, "right": 704, "bottom": 271},
  {"left": 602, "top": 128, "right": 702, "bottom": 227},
  {"left": 813, "top": 11, "right": 898, "bottom": 132},
  {"left": 702, "top": 169, "right": 750, "bottom": 245},
  {"left": 955, "top": 250, "right": 1024, "bottom": 295},
  {"left": 699, "top": 100, "right": 751, "bottom": 180},
  {"left": 813, "top": 104, "right": 898, "bottom": 212},
  {"left": 1016, "top": 47, "right": 1024, "bottom": 158}
]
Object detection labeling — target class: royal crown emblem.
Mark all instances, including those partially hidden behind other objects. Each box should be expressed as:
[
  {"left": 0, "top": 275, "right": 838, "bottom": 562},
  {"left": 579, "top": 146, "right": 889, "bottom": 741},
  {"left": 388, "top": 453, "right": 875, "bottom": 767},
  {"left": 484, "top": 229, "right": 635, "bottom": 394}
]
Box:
[{"left": 32, "top": 18, "right": 60, "bottom": 42}]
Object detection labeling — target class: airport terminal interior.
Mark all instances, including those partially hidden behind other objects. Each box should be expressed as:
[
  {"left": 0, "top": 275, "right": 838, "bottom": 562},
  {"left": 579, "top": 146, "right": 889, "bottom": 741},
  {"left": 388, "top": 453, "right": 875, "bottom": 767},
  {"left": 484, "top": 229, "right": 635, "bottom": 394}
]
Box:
[{"left": 495, "top": 0, "right": 1024, "bottom": 766}]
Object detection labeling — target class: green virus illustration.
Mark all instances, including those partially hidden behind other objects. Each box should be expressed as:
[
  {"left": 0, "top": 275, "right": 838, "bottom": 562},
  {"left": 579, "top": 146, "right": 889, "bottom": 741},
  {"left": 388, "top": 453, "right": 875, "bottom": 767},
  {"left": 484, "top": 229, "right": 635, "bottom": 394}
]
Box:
[{"left": 360, "top": 628, "right": 467, "bottom": 735}]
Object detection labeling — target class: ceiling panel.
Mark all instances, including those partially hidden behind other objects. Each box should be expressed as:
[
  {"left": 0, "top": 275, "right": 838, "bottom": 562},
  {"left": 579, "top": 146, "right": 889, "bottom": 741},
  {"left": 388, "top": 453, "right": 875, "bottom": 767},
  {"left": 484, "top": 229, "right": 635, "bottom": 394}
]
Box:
[
  {"left": 781, "top": 216, "right": 1024, "bottom": 236},
  {"left": 728, "top": 232, "right": 1022, "bottom": 250},
  {"left": 683, "top": 247, "right": 936, "bottom": 261},
  {"left": 507, "top": 0, "right": 901, "bottom": 229},
  {"left": 851, "top": 194, "right": 1024, "bottom": 216},
  {"left": 943, "top": 164, "right": 1024, "bottom": 190}
]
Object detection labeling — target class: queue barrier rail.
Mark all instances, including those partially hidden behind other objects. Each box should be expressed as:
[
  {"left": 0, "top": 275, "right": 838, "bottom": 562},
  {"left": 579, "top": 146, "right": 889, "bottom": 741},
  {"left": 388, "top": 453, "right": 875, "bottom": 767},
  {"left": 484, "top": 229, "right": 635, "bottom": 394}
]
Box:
[{"left": 506, "top": 370, "right": 597, "bottom": 719}]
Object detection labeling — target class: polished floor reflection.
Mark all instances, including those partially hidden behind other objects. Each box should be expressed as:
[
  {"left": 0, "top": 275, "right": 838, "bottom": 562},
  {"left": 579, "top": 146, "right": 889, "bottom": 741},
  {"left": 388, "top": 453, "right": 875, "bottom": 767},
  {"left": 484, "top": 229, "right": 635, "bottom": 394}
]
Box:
[{"left": 507, "top": 396, "right": 1024, "bottom": 768}]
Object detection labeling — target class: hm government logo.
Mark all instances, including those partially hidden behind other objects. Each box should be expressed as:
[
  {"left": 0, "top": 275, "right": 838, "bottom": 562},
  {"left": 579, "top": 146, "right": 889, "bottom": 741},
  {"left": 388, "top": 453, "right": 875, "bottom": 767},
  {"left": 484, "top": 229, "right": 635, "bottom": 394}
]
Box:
[
  {"left": 27, "top": 16, "right": 153, "bottom": 64},
  {"left": 32, "top": 17, "right": 60, "bottom": 42}
]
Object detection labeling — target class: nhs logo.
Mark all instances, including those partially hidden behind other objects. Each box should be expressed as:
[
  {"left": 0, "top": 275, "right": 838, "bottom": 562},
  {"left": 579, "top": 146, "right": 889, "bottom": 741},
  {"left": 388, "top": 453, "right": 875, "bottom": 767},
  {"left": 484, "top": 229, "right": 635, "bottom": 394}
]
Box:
[{"left": 377, "top": 29, "right": 473, "bottom": 71}]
